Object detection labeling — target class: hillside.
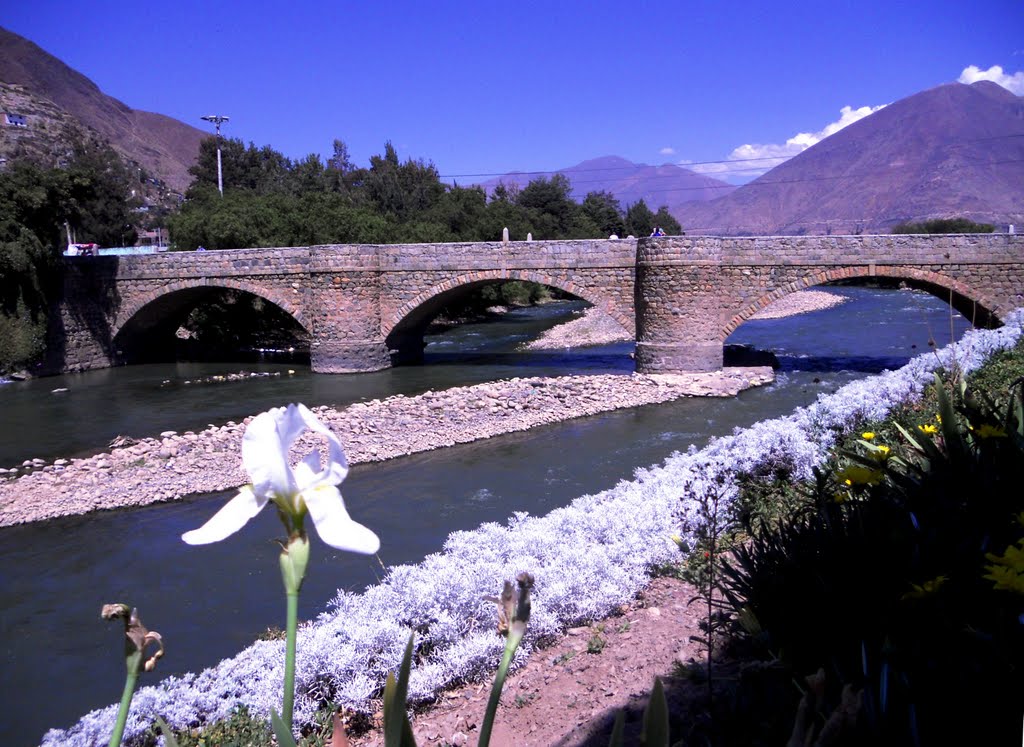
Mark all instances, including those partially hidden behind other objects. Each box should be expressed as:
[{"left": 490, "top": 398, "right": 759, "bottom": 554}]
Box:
[
  {"left": 673, "top": 81, "right": 1024, "bottom": 235},
  {"left": 0, "top": 25, "right": 205, "bottom": 192},
  {"left": 0, "top": 82, "right": 88, "bottom": 166},
  {"left": 481, "top": 155, "right": 735, "bottom": 214}
]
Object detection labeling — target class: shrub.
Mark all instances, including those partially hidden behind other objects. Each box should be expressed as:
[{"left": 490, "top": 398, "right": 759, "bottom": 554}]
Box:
[
  {"left": 891, "top": 217, "right": 995, "bottom": 234},
  {"left": 720, "top": 371, "right": 1024, "bottom": 745}
]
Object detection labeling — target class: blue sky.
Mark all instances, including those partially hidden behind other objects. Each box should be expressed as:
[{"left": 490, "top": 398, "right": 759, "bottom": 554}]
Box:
[{"left": 3, "top": 0, "right": 1022, "bottom": 183}]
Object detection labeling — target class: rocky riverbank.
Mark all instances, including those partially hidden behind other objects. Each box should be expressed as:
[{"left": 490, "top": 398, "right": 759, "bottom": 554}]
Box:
[
  {"left": 0, "top": 369, "right": 772, "bottom": 527},
  {"left": 523, "top": 290, "right": 848, "bottom": 350},
  {"left": 749, "top": 288, "right": 849, "bottom": 319}
]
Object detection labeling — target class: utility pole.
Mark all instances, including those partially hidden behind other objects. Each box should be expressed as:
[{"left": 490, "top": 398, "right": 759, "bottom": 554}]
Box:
[{"left": 200, "top": 115, "right": 230, "bottom": 196}]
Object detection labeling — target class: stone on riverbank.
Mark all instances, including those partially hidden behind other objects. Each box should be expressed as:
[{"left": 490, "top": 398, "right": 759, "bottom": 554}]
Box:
[{"left": 0, "top": 369, "right": 773, "bottom": 527}]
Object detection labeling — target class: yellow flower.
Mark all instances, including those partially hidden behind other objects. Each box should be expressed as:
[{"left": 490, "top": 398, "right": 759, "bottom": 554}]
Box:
[
  {"left": 983, "top": 565, "right": 1024, "bottom": 594},
  {"left": 869, "top": 444, "right": 891, "bottom": 461},
  {"left": 918, "top": 423, "right": 938, "bottom": 435},
  {"left": 902, "top": 575, "right": 948, "bottom": 600},
  {"left": 984, "top": 540, "right": 1024, "bottom": 594},
  {"left": 935, "top": 413, "right": 942, "bottom": 424},
  {"left": 836, "top": 465, "right": 883, "bottom": 486},
  {"left": 974, "top": 424, "right": 1007, "bottom": 439},
  {"left": 861, "top": 432, "right": 875, "bottom": 440}
]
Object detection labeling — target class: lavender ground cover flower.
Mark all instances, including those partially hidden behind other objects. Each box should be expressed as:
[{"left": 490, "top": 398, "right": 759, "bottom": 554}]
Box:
[{"left": 42, "top": 310, "right": 1024, "bottom": 747}]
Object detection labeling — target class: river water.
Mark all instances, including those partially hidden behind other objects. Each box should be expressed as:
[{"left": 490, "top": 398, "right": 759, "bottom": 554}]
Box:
[{"left": 0, "top": 287, "right": 970, "bottom": 745}]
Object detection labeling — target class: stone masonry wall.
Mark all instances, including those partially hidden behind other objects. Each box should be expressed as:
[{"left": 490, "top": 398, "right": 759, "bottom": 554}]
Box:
[
  {"left": 635, "top": 233, "right": 1024, "bottom": 372},
  {"left": 54, "top": 234, "right": 1023, "bottom": 375}
]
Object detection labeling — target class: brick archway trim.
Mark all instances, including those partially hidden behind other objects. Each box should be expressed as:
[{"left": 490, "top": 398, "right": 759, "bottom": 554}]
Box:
[{"left": 722, "top": 266, "right": 999, "bottom": 339}]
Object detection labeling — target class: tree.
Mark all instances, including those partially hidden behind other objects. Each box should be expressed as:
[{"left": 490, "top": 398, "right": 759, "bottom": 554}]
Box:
[
  {"left": 0, "top": 163, "right": 62, "bottom": 370},
  {"left": 624, "top": 199, "right": 656, "bottom": 237},
  {"left": 517, "top": 175, "right": 574, "bottom": 225},
  {"left": 187, "top": 138, "right": 294, "bottom": 197},
  {"left": 582, "top": 191, "right": 625, "bottom": 236},
  {"left": 60, "top": 138, "right": 138, "bottom": 247},
  {"left": 653, "top": 206, "right": 683, "bottom": 236},
  {"left": 363, "top": 141, "right": 445, "bottom": 221},
  {"left": 288, "top": 154, "right": 327, "bottom": 195}
]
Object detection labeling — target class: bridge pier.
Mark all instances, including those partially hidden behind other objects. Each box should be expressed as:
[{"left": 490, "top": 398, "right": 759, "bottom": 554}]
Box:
[
  {"left": 634, "top": 238, "right": 727, "bottom": 373},
  {"left": 308, "top": 246, "right": 392, "bottom": 373},
  {"left": 310, "top": 338, "right": 391, "bottom": 373}
]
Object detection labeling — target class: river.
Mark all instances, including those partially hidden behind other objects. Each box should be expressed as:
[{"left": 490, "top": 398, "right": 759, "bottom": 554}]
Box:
[{"left": 0, "top": 286, "right": 971, "bottom": 746}]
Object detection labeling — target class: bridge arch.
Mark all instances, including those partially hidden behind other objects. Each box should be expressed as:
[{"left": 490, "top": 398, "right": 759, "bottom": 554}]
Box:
[
  {"left": 384, "top": 269, "right": 633, "bottom": 339},
  {"left": 382, "top": 269, "right": 633, "bottom": 364},
  {"left": 114, "top": 278, "right": 309, "bottom": 339},
  {"left": 112, "top": 279, "right": 310, "bottom": 363},
  {"left": 722, "top": 266, "right": 1002, "bottom": 340}
]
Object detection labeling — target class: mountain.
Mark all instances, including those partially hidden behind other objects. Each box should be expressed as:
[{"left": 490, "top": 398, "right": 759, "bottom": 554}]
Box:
[
  {"left": 673, "top": 81, "right": 1024, "bottom": 235},
  {"left": 0, "top": 26, "right": 205, "bottom": 192},
  {"left": 480, "top": 155, "right": 736, "bottom": 212}
]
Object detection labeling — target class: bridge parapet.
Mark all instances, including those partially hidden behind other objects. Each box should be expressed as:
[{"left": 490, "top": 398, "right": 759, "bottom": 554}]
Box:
[{"left": 114, "top": 246, "right": 313, "bottom": 279}]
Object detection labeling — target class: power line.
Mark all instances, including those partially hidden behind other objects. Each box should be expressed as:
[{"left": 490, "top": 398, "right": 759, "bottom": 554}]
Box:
[
  {"left": 437, "top": 132, "right": 1024, "bottom": 185},
  {"left": 446, "top": 157, "right": 1024, "bottom": 198}
]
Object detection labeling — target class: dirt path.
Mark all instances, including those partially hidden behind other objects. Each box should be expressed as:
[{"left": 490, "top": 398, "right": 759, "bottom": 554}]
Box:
[{"left": 350, "top": 576, "right": 706, "bottom": 747}]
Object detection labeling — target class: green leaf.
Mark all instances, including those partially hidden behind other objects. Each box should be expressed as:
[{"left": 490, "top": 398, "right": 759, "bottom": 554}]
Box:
[
  {"left": 893, "top": 422, "right": 924, "bottom": 453},
  {"left": 641, "top": 677, "right": 670, "bottom": 746},
  {"left": 152, "top": 717, "right": 180, "bottom": 747},
  {"left": 270, "top": 709, "right": 299, "bottom": 747},
  {"left": 607, "top": 710, "right": 625, "bottom": 747},
  {"left": 384, "top": 633, "right": 417, "bottom": 747}
]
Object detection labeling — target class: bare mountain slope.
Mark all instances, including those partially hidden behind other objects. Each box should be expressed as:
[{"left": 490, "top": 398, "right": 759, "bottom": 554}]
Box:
[
  {"left": 674, "top": 81, "right": 1024, "bottom": 235},
  {"left": 0, "top": 26, "right": 205, "bottom": 191}
]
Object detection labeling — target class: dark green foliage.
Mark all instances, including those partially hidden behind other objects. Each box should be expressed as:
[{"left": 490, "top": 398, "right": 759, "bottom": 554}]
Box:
[
  {"left": 624, "top": 200, "right": 656, "bottom": 237},
  {"left": 652, "top": 206, "right": 683, "bottom": 236},
  {"left": 0, "top": 138, "right": 138, "bottom": 371},
  {"left": 180, "top": 289, "right": 309, "bottom": 354},
  {"left": 162, "top": 705, "right": 271, "bottom": 746},
  {"left": 582, "top": 191, "right": 624, "bottom": 237},
  {"left": 966, "top": 337, "right": 1024, "bottom": 397},
  {"left": 891, "top": 217, "right": 995, "bottom": 234},
  {"left": 61, "top": 137, "right": 139, "bottom": 247},
  {"left": 0, "top": 224, "right": 54, "bottom": 370},
  {"left": 155, "top": 703, "right": 352, "bottom": 747},
  {"left": 175, "top": 140, "right": 643, "bottom": 249},
  {"left": 479, "top": 280, "right": 552, "bottom": 307},
  {"left": 721, "top": 370, "right": 1024, "bottom": 745}
]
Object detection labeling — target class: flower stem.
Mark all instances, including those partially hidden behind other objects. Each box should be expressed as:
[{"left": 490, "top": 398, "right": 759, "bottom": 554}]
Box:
[
  {"left": 282, "top": 589, "right": 299, "bottom": 731},
  {"left": 477, "top": 630, "right": 524, "bottom": 747},
  {"left": 108, "top": 668, "right": 139, "bottom": 747}
]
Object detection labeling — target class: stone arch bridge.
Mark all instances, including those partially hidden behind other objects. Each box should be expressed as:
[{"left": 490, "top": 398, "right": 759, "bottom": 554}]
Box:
[{"left": 52, "top": 234, "right": 1023, "bottom": 375}]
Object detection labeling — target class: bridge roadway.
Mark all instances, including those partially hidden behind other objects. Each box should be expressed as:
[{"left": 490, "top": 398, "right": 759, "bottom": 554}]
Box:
[{"left": 51, "top": 233, "right": 1024, "bottom": 375}]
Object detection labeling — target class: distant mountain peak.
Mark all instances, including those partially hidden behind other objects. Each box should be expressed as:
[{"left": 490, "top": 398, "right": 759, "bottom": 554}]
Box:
[{"left": 673, "top": 81, "right": 1024, "bottom": 235}]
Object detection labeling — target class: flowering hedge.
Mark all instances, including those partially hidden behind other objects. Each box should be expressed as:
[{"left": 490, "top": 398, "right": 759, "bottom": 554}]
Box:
[{"left": 42, "top": 310, "right": 1024, "bottom": 746}]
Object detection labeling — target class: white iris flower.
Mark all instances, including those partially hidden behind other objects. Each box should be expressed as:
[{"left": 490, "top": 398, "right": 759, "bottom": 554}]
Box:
[{"left": 182, "top": 403, "right": 379, "bottom": 554}]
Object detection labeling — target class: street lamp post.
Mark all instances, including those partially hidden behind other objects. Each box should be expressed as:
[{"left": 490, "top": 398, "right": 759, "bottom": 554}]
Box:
[{"left": 200, "top": 115, "right": 230, "bottom": 196}]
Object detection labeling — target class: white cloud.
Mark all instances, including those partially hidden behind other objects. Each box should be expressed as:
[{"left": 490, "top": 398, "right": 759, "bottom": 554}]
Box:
[
  {"left": 958, "top": 64, "right": 1024, "bottom": 95},
  {"left": 684, "top": 104, "right": 885, "bottom": 180},
  {"left": 659, "top": 146, "right": 676, "bottom": 155}
]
